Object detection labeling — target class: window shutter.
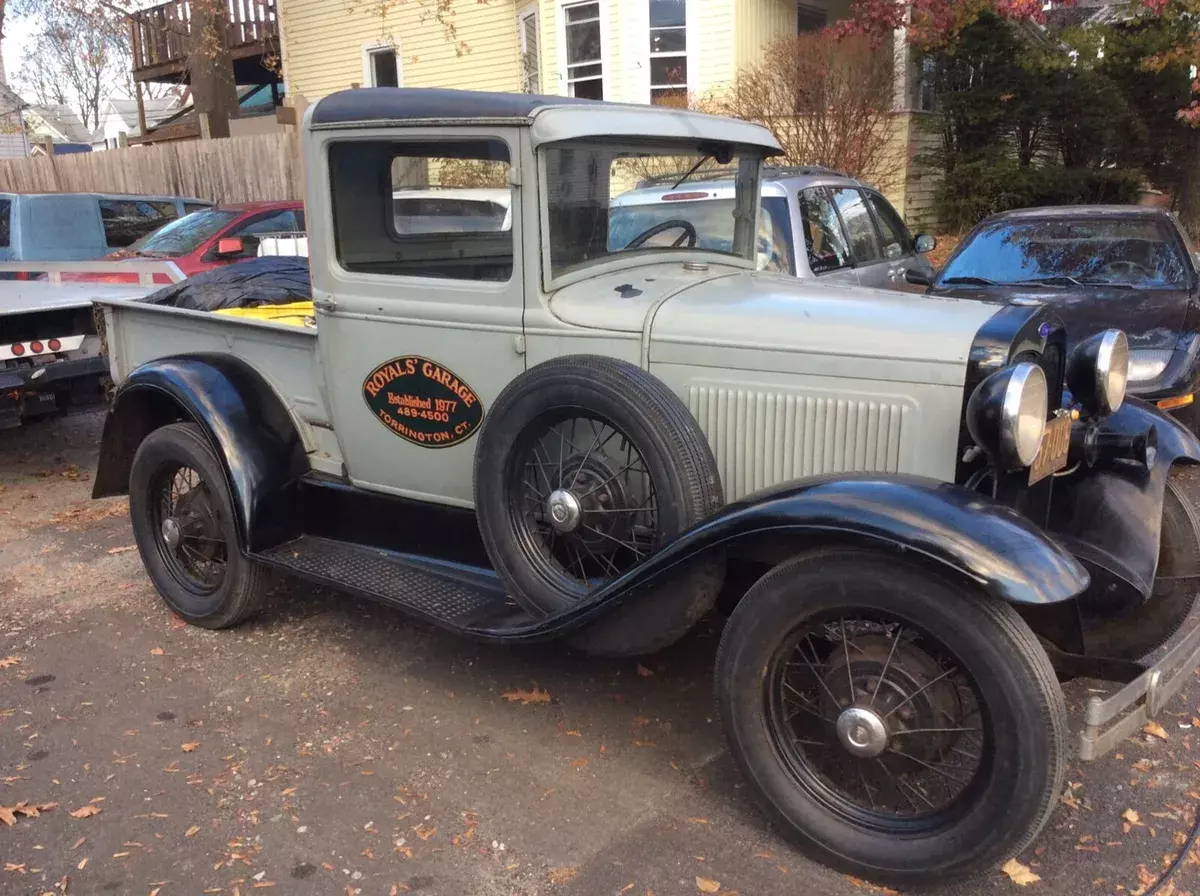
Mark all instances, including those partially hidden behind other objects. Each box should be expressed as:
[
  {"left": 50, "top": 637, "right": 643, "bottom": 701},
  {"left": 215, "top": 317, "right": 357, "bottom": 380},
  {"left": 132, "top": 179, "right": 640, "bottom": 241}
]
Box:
[{"left": 522, "top": 14, "right": 541, "bottom": 94}]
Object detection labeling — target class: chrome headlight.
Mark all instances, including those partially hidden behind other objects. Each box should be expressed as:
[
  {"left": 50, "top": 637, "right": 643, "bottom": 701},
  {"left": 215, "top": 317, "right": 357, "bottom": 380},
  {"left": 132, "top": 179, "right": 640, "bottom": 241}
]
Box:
[
  {"left": 966, "top": 362, "right": 1049, "bottom": 470},
  {"left": 1067, "top": 329, "right": 1129, "bottom": 415}
]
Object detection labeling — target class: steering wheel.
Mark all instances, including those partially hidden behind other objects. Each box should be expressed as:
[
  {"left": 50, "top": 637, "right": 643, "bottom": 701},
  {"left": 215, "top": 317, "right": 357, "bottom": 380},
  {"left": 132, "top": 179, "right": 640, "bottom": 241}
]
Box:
[
  {"left": 626, "top": 219, "right": 698, "bottom": 250},
  {"left": 1102, "top": 259, "right": 1152, "bottom": 278}
]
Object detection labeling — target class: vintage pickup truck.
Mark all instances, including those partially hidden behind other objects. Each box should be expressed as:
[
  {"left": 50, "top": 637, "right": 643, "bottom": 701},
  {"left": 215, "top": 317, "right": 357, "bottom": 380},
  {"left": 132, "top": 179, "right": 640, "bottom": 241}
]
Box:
[{"left": 91, "top": 88, "right": 1200, "bottom": 886}]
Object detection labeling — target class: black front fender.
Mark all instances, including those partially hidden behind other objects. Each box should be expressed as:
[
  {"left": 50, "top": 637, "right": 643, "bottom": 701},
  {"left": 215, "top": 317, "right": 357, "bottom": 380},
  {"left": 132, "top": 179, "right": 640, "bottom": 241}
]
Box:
[
  {"left": 509, "top": 473, "right": 1090, "bottom": 642},
  {"left": 1049, "top": 396, "right": 1200, "bottom": 609},
  {"left": 92, "top": 354, "right": 308, "bottom": 551}
]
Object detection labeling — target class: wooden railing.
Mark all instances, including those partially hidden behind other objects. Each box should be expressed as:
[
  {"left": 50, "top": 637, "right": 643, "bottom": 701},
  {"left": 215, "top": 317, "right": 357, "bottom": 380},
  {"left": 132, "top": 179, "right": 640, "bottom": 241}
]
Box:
[{"left": 131, "top": 0, "right": 279, "bottom": 75}]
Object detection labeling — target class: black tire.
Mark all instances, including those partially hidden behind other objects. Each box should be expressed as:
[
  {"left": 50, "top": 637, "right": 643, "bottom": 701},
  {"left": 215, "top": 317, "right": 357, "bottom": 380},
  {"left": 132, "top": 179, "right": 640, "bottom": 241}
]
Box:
[
  {"left": 716, "top": 549, "right": 1068, "bottom": 887},
  {"left": 129, "top": 422, "right": 266, "bottom": 629},
  {"left": 1084, "top": 471, "right": 1200, "bottom": 659},
  {"left": 473, "top": 355, "right": 724, "bottom": 656}
]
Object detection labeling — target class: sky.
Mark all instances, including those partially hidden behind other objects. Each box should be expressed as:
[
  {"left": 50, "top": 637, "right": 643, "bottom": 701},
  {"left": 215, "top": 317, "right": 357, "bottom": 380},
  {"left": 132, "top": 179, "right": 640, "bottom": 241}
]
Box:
[{"left": 3, "top": 13, "right": 40, "bottom": 92}]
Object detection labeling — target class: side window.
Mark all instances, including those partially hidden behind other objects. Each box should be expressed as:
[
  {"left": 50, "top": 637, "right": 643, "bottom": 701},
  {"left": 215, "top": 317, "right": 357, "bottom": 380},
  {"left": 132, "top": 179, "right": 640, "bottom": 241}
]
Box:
[
  {"left": 797, "top": 188, "right": 852, "bottom": 274},
  {"left": 329, "top": 138, "right": 513, "bottom": 282},
  {"left": 99, "top": 199, "right": 179, "bottom": 247},
  {"left": 234, "top": 210, "right": 302, "bottom": 236},
  {"left": 184, "top": 202, "right": 212, "bottom": 214},
  {"left": 0, "top": 199, "right": 10, "bottom": 248},
  {"left": 864, "top": 191, "right": 912, "bottom": 260},
  {"left": 830, "top": 188, "right": 882, "bottom": 265}
]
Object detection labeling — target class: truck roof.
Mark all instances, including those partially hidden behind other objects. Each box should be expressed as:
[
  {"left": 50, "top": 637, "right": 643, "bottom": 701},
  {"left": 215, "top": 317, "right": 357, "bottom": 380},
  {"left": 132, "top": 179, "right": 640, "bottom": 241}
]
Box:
[{"left": 307, "top": 87, "right": 783, "bottom": 156}]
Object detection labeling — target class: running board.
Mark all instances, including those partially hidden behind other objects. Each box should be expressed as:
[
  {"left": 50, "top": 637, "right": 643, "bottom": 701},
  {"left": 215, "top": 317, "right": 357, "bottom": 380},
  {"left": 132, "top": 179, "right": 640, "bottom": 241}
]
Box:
[{"left": 254, "top": 536, "right": 535, "bottom": 636}]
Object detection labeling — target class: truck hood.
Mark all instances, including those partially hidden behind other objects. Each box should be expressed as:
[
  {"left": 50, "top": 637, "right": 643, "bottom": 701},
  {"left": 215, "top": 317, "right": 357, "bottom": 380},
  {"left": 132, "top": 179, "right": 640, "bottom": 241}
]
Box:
[{"left": 648, "top": 271, "right": 1000, "bottom": 381}]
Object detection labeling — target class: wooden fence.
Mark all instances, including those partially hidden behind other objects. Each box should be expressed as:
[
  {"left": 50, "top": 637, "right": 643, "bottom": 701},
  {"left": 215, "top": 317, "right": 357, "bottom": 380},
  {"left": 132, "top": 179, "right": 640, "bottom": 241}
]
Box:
[{"left": 0, "top": 132, "right": 301, "bottom": 204}]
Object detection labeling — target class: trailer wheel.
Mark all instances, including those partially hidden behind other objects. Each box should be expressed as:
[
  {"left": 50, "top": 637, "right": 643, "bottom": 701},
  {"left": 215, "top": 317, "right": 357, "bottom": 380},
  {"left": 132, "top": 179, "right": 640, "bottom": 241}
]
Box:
[
  {"left": 716, "top": 550, "right": 1067, "bottom": 887},
  {"left": 129, "top": 423, "right": 267, "bottom": 629},
  {"left": 1084, "top": 471, "right": 1200, "bottom": 659},
  {"left": 474, "top": 355, "right": 724, "bottom": 655}
]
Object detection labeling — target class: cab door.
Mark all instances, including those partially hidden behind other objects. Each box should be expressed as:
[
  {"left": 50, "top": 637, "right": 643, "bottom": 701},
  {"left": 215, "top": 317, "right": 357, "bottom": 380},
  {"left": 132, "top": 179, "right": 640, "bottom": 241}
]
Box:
[
  {"left": 312, "top": 128, "right": 525, "bottom": 507},
  {"left": 795, "top": 187, "right": 860, "bottom": 286}
]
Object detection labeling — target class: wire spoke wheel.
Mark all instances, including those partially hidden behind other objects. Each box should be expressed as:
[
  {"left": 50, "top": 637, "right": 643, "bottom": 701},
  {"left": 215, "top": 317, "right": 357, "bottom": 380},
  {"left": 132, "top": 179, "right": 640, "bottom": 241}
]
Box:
[
  {"left": 765, "top": 612, "right": 990, "bottom": 825},
  {"left": 149, "top": 462, "right": 228, "bottom": 594},
  {"left": 508, "top": 411, "right": 661, "bottom": 592}
]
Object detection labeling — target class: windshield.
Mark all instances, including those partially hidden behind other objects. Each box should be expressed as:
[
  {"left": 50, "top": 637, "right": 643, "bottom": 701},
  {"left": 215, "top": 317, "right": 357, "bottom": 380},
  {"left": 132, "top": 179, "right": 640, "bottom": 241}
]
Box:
[
  {"left": 939, "top": 218, "right": 1191, "bottom": 290},
  {"left": 543, "top": 140, "right": 763, "bottom": 279},
  {"left": 610, "top": 196, "right": 794, "bottom": 273},
  {"left": 127, "top": 208, "right": 240, "bottom": 257}
]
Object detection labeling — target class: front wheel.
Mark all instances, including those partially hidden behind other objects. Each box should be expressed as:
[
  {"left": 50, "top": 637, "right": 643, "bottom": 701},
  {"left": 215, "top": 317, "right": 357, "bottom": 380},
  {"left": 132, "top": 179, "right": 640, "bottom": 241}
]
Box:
[
  {"left": 129, "top": 422, "right": 267, "bottom": 629},
  {"left": 716, "top": 550, "right": 1067, "bottom": 886}
]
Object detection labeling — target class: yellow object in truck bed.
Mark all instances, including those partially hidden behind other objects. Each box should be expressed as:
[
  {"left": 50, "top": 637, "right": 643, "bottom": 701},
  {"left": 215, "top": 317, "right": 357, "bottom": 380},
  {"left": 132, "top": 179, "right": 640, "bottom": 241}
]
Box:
[{"left": 213, "top": 301, "right": 316, "bottom": 328}]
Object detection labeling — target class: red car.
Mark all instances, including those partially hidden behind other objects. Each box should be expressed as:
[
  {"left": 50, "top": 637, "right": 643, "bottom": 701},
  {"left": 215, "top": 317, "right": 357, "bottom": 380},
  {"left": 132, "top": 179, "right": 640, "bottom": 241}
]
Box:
[{"left": 112, "top": 200, "right": 305, "bottom": 277}]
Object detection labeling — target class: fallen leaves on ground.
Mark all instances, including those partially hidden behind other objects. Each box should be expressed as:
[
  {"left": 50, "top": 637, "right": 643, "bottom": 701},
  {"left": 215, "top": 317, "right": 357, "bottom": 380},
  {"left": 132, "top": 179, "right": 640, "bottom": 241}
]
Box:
[
  {"left": 185, "top": 825, "right": 201, "bottom": 837},
  {"left": 1144, "top": 721, "right": 1169, "bottom": 741},
  {"left": 501, "top": 686, "right": 551, "bottom": 705},
  {"left": 106, "top": 545, "right": 137, "bottom": 554},
  {"left": 570, "top": 758, "right": 589, "bottom": 769},
  {"left": 1001, "top": 858, "right": 1040, "bottom": 886},
  {"left": 150, "top": 647, "right": 164, "bottom": 656},
  {"left": 0, "top": 801, "right": 57, "bottom": 826},
  {"left": 69, "top": 806, "right": 102, "bottom": 819},
  {"left": 413, "top": 824, "right": 437, "bottom": 841},
  {"left": 1123, "top": 808, "right": 1144, "bottom": 828},
  {"left": 696, "top": 877, "right": 721, "bottom": 893},
  {"left": 0, "top": 656, "right": 20, "bottom": 669},
  {"left": 548, "top": 868, "right": 578, "bottom": 885},
  {"left": 181, "top": 742, "right": 199, "bottom": 752}
]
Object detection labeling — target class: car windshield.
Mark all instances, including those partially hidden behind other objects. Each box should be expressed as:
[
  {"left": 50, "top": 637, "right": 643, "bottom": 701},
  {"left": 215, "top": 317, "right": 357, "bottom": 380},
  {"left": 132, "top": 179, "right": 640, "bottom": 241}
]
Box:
[
  {"left": 543, "top": 139, "right": 763, "bottom": 278},
  {"left": 127, "top": 208, "right": 241, "bottom": 257},
  {"left": 610, "top": 196, "right": 794, "bottom": 273},
  {"left": 939, "top": 218, "right": 1191, "bottom": 290}
]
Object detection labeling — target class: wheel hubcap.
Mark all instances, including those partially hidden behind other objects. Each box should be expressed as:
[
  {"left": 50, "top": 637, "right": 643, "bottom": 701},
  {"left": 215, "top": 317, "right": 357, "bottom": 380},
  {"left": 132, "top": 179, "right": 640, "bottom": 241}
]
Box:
[
  {"left": 545, "top": 488, "right": 583, "bottom": 533},
  {"left": 161, "top": 517, "right": 182, "bottom": 551},
  {"left": 836, "top": 706, "right": 889, "bottom": 758}
]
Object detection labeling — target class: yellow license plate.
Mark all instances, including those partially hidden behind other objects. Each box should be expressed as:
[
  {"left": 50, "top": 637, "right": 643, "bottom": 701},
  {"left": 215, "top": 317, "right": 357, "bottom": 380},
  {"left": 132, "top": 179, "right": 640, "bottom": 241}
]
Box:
[{"left": 1028, "top": 415, "right": 1072, "bottom": 485}]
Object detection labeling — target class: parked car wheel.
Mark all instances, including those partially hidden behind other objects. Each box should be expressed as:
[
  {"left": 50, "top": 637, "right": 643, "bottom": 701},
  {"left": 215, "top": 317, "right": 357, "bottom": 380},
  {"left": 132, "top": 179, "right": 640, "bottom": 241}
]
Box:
[
  {"left": 474, "top": 355, "right": 724, "bottom": 655},
  {"left": 1083, "top": 471, "right": 1200, "bottom": 659},
  {"left": 716, "top": 549, "right": 1067, "bottom": 886},
  {"left": 129, "top": 422, "right": 267, "bottom": 629}
]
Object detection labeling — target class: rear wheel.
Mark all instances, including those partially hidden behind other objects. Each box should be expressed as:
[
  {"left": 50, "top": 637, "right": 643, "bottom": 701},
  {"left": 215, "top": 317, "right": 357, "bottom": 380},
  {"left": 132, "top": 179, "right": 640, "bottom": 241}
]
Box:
[
  {"left": 1083, "top": 471, "right": 1200, "bottom": 659},
  {"left": 716, "top": 550, "right": 1067, "bottom": 886},
  {"left": 129, "top": 423, "right": 266, "bottom": 629}
]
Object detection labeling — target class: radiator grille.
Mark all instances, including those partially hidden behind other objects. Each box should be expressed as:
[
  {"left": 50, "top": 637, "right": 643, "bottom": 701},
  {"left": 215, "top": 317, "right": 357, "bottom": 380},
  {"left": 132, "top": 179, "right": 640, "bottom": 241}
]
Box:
[{"left": 687, "top": 386, "right": 908, "bottom": 501}]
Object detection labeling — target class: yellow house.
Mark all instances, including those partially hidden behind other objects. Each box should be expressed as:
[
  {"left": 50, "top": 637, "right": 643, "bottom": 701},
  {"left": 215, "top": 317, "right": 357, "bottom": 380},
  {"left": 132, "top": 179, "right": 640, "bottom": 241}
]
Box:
[{"left": 277, "top": 0, "right": 938, "bottom": 225}]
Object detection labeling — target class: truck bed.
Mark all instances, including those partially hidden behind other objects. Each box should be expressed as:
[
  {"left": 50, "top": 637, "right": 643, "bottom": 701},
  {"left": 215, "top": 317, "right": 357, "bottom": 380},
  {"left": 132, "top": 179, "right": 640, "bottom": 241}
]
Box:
[{"left": 100, "top": 298, "right": 332, "bottom": 435}]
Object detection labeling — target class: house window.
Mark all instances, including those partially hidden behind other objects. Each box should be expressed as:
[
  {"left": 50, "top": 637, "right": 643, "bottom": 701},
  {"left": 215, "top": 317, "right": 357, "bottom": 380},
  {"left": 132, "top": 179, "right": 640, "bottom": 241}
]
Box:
[
  {"left": 649, "top": 0, "right": 686, "bottom": 106},
  {"left": 563, "top": 1, "right": 603, "bottom": 100},
  {"left": 797, "top": 3, "right": 827, "bottom": 32},
  {"left": 520, "top": 9, "right": 541, "bottom": 94},
  {"left": 366, "top": 46, "right": 400, "bottom": 88}
]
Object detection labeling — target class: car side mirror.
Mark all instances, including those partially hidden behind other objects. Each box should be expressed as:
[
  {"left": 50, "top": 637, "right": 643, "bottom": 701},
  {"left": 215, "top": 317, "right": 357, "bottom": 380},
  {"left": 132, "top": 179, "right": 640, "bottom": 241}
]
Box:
[
  {"left": 905, "top": 268, "right": 932, "bottom": 287},
  {"left": 216, "top": 237, "right": 246, "bottom": 257},
  {"left": 914, "top": 233, "right": 937, "bottom": 254}
]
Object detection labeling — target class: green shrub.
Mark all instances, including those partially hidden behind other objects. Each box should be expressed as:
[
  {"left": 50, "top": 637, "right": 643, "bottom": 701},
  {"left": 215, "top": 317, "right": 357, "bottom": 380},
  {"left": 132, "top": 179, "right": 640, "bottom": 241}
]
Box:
[{"left": 935, "top": 158, "right": 1143, "bottom": 232}]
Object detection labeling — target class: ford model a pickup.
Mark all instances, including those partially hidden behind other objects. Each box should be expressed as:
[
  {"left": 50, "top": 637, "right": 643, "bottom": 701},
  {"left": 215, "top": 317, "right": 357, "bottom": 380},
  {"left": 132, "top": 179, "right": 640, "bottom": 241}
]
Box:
[{"left": 90, "top": 88, "right": 1200, "bottom": 886}]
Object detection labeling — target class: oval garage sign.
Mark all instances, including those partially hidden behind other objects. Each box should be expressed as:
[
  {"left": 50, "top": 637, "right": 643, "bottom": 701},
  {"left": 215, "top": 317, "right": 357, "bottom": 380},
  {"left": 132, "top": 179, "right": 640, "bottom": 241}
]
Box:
[{"left": 362, "top": 356, "right": 484, "bottom": 448}]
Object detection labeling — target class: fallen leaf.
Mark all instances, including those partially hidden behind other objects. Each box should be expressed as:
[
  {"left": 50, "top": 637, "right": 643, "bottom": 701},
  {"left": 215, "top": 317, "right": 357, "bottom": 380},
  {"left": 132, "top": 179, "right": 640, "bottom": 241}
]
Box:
[
  {"left": 69, "top": 806, "right": 102, "bottom": 819},
  {"left": 182, "top": 743, "right": 199, "bottom": 752},
  {"left": 414, "top": 824, "right": 437, "bottom": 841},
  {"left": 549, "top": 867, "right": 578, "bottom": 884},
  {"left": 501, "top": 687, "right": 551, "bottom": 705},
  {"left": 1001, "top": 858, "right": 1040, "bottom": 886},
  {"left": 688, "top": 817, "right": 710, "bottom": 824},
  {"left": 696, "top": 877, "right": 721, "bottom": 894},
  {"left": 70, "top": 837, "right": 85, "bottom": 850},
  {"left": 570, "top": 758, "right": 589, "bottom": 769},
  {"left": 76, "top": 858, "right": 88, "bottom": 870},
  {"left": 0, "top": 806, "right": 14, "bottom": 826},
  {"left": 1133, "top": 759, "right": 1154, "bottom": 773},
  {"left": 1123, "top": 808, "right": 1144, "bottom": 826},
  {"left": 636, "top": 664, "right": 654, "bottom": 677},
  {"left": 1144, "top": 721, "right": 1169, "bottom": 741},
  {"left": 0, "top": 656, "right": 19, "bottom": 669},
  {"left": 150, "top": 648, "right": 164, "bottom": 656},
  {"left": 186, "top": 825, "right": 201, "bottom": 837},
  {"left": 107, "top": 545, "right": 136, "bottom": 554}
]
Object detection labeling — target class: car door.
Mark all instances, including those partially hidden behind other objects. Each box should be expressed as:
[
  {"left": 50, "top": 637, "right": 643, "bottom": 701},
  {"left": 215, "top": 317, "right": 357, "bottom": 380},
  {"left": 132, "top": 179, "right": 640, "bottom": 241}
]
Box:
[
  {"left": 862, "top": 189, "right": 933, "bottom": 292},
  {"left": 312, "top": 129, "right": 525, "bottom": 506},
  {"left": 795, "top": 187, "right": 859, "bottom": 286},
  {"left": 828, "top": 187, "right": 888, "bottom": 288},
  {"left": 203, "top": 209, "right": 303, "bottom": 264}
]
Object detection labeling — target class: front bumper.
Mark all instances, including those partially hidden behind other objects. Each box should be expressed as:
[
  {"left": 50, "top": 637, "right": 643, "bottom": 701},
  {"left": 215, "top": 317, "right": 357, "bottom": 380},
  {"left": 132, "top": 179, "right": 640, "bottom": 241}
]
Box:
[{"left": 1079, "top": 596, "right": 1200, "bottom": 760}]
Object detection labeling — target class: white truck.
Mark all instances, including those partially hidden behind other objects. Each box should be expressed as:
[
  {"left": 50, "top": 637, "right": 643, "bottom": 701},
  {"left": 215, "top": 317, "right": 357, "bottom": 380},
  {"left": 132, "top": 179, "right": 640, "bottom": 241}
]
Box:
[{"left": 90, "top": 87, "right": 1200, "bottom": 887}]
